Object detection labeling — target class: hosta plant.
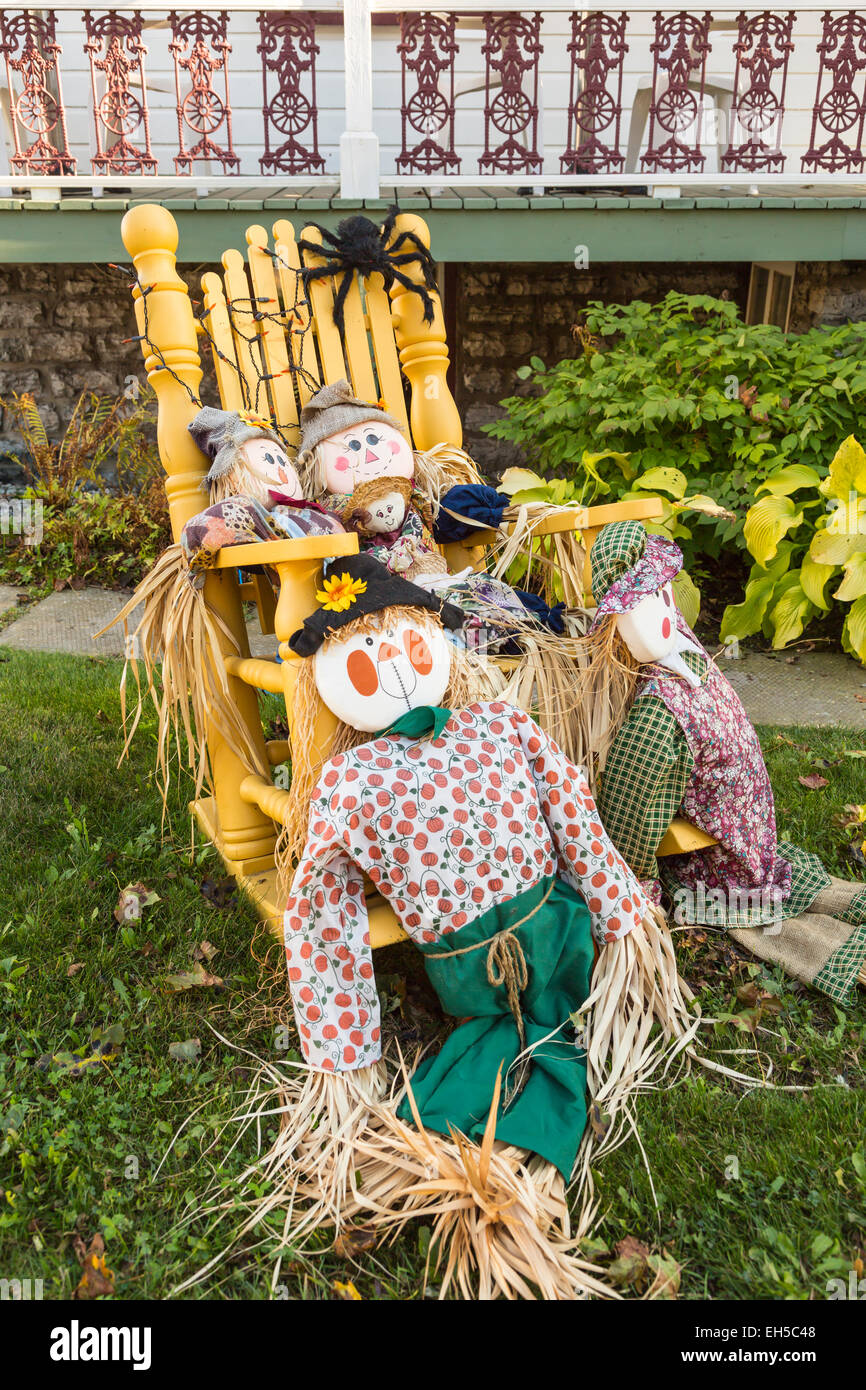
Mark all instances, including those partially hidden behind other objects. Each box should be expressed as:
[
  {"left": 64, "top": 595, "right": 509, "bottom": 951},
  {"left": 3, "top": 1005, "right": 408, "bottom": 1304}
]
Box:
[
  {"left": 497, "top": 464, "right": 733, "bottom": 627},
  {"left": 720, "top": 435, "right": 866, "bottom": 662}
]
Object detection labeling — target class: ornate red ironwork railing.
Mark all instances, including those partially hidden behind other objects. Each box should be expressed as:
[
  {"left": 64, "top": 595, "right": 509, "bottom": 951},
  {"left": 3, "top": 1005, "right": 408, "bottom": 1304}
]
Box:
[
  {"left": 0, "top": 8, "right": 865, "bottom": 187},
  {"left": 398, "top": 12, "right": 460, "bottom": 177},
  {"left": 258, "top": 10, "right": 325, "bottom": 177},
  {"left": 84, "top": 9, "right": 157, "bottom": 176},
  {"left": 561, "top": 12, "right": 628, "bottom": 175},
  {"left": 0, "top": 10, "right": 77, "bottom": 176}
]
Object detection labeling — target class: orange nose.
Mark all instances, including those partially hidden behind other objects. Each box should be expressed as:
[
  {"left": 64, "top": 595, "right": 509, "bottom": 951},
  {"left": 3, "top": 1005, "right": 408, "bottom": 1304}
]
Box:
[
  {"left": 378, "top": 641, "right": 400, "bottom": 662},
  {"left": 365, "top": 448, "right": 377, "bottom": 463}
]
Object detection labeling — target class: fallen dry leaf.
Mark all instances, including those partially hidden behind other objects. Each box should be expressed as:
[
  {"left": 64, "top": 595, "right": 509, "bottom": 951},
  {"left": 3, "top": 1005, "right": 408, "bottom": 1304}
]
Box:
[
  {"left": 165, "top": 961, "right": 224, "bottom": 992},
  {"left": 332, "top": 1280, "right": 362, "bottom": 1301},
  {"left": 66, "top": 962, "right": 85, "bottom": 977},
  {"left": 73, "top": 1233, "right": 115, "bottom": 1300},
  {"left": 169, "top": 1037, "right": 202, "bottom": 1063},
  {"left": 798, "top": 773, "right": 829, "bottom": 790},
  {"left": 192, "top": 940, "right": 219, "bottom": 963},
  {"left": 334, "top": 1227, "right": 378, "bottom": 1259},
  {"left": 113, "top": 882, "right": 160, "bottom": 924}
]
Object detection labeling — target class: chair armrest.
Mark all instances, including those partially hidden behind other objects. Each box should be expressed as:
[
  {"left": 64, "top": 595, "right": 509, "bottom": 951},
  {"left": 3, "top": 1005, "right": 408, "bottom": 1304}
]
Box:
[
  {"left": 212, "top": 533, "right": 360, "bottom": 570},
  {"left": 453, "top": 495, "right": 665, "bottom": 549}
]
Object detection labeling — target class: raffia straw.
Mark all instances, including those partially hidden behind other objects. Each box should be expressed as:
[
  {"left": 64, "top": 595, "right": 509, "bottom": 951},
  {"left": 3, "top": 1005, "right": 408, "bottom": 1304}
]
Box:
[
  {"left": 276, "top": 608, "right": 504, "bottom": 895},
  {"left": 173, "top": 1041, "right": 617, "bottom": 1302},
  {"left": 94, "top": 543, "right": 269, "bottom": 813},
  {"left": 349, "top": 1062, "right": 615, "bottom": 1301}
]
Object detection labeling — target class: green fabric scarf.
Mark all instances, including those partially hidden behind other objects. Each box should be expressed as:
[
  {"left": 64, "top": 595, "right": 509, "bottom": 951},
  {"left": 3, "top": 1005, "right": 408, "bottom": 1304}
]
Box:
[{"left": 383, "top": 705, "right": 453, "bottom": 740}]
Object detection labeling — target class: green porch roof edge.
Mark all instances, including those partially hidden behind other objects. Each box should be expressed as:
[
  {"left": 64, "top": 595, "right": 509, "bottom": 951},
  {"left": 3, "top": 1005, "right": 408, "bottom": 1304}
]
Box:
[{"left": 0, "top": 199, "right": 863, "bottom": 263}]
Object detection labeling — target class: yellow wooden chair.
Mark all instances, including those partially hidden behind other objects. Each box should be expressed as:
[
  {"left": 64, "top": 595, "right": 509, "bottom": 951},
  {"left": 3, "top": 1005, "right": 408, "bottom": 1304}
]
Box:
[{"left": 120, "top": 203, "right": 710, "bottom": 948}]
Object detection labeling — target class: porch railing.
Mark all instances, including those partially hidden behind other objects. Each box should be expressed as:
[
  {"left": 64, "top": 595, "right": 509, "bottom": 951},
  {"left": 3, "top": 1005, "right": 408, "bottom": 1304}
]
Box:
[{"left": 2, "top": 2, "right": 865, "bottom": 200}]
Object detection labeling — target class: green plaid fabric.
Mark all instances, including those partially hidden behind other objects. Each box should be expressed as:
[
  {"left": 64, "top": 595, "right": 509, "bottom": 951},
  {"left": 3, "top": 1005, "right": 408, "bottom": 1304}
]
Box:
[
  {"left": 813, "top": 923, "right": 866, "bottom": 1004},
  {"left": 590, "top": 519, "right": 647, "bottom": 606},
  {"left": 597, "top": 694, "right": 694, "bottom": 883},
  {"left": 778, "top": 841, "right": 832, "bottom": 917}
]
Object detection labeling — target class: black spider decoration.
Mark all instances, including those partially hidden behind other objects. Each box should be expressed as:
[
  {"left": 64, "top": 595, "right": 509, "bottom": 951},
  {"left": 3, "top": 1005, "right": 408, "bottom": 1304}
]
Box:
[{"left": 297, "top": 205, "right": 438, "bottom": 335}]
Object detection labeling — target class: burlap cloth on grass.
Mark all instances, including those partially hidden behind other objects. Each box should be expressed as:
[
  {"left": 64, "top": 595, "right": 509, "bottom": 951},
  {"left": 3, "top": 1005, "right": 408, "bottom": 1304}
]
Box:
[{"left": 729, "top": 876, "right": 866, "bottom": 1005}]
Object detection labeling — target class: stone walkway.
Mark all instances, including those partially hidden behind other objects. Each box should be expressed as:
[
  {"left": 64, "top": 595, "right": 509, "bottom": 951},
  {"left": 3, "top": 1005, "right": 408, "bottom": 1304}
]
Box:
[
  {"left": 1, "top": 585, "right": 865, "bottom": 726},
  {"left": 0, "top": 585, "right": 276, "bottom": 659}
]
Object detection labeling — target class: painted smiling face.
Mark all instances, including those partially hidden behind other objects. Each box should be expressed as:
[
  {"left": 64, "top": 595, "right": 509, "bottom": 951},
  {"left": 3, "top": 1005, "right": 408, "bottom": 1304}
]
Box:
[
  {"left": 615, "top": 582, "right": 678, "bottom": 664},
  {"left": 319, "top": 420, "right": 414, "bottom": 496},
  {"left": 313, "top": 615, "right": 451, "bottom": 733},
  {"left": 238, "top": 437, "right": 303, "bottom": 501}
]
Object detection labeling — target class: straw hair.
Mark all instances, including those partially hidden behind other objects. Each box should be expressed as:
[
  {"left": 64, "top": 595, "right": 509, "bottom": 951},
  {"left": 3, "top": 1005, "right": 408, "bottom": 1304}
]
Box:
[
  {"left": 94, "top": 544, "right": 269, "bottom": 810},
  {"left": 276, "top": 607, "right": 504, "bottom": 893},
  {"left": 568, "top": 613, "right": 642, "bottom": 785}
]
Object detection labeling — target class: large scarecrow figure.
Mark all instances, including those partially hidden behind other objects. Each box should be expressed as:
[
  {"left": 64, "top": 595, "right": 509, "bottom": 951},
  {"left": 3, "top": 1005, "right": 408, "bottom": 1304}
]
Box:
[
  {"left": 254, "top": 553, "right": 698, "bottom": 1300},
  {"left": 584, "top": 520, "right": 866, "bottom": 1005}
]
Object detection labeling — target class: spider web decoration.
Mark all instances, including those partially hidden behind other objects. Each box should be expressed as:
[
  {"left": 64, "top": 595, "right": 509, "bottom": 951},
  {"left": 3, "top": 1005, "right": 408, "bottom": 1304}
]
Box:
[{"left": 110, "top": 249, "right": 319, "bottom": 451}]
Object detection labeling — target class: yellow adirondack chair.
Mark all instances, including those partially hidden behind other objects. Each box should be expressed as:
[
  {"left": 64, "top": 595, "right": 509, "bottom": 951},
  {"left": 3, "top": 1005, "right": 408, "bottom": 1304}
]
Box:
[{"left": 120, "top": 203, "right": 710, "bottom": 948}]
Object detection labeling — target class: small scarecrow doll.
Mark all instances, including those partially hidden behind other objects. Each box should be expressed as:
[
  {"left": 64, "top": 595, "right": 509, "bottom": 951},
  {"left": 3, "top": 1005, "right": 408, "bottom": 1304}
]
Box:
[
  {"left": 244, "top": 553, "right": 698, "bottom": 1301},
  {"left": 583, "top": 520, "right": 866, "bottom": 1005}
]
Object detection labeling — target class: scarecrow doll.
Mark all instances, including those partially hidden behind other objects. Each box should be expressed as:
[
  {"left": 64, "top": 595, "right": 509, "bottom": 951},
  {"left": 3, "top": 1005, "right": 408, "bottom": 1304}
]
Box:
[
  {"left": 293, "top": 380, "right": 540, "bottom": 651},
  {"left": 242, "top": 553, "right": 698, "bottom": 1301},
  {"left": 582, "top": 519, "right": 866, "bottom": 1005}
]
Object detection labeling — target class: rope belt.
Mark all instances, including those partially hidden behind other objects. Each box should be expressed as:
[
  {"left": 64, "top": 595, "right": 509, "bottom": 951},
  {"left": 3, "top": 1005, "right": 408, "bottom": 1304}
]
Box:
[{"left": 426, "top": 879, "right": 555, "bottom": 1109}]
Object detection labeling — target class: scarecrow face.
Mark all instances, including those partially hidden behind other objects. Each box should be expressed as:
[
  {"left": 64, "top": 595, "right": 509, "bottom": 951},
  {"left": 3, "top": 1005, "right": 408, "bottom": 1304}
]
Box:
[
  {"left": 314, "top": 615, "right": 451, "bottom": 733},
  {"left": 238, "top": 438, "right": 303, "bottom": 499},
  {"left": 616, "top": 583, "right": 678, "bottom": 664},
  {"left": 320, "top": 420, "right": 413, "bottom": 496}
]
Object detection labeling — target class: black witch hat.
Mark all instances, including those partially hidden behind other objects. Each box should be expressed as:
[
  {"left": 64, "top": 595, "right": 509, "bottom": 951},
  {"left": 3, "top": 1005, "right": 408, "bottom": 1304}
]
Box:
[{"left": 288, "top": 553, "right": 464, "bottom": 657}]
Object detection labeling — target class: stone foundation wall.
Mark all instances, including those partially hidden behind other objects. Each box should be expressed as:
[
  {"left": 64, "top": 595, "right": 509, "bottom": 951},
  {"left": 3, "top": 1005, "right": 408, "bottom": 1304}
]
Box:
[
  {"left": 453, "top": 259, "right": 866, "bottom": 472},
  {"left": 0, "top": 262, "right": 218, "bottom": 481},
  {"left": 1, "top": 256, "right": 863, "bottom": 482}
]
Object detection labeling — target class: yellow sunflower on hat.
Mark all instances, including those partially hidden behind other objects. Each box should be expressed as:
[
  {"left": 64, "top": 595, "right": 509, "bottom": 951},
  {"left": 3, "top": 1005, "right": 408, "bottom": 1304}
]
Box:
[{"left": 316, "top": 572, "right": 368, "bottom": 612}]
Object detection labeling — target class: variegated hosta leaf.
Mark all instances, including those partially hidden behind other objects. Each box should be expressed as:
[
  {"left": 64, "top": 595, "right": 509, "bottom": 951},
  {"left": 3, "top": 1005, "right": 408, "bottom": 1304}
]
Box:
[
  {"left": 834, "top": 549, "right": 866, "bottom": 602},
  {"left": 842, "top": 595, "right": 866, "bottom": 666},
  {"left": 631, "top": 466, "right": 688, "bottom": 499},
  {"left": 584, "top": 449, "right": 634, "bottom": 480},
  {"left": 671, "top": 492, "right": 736, "bottom": 522},
  {"left": 743, "top": 494, "right": 804, "bottom": 565},
  {"left": 818, "top": 434, "right": 866, "bottom": 503},
  {"left": 672, "top": 568, "right": 700, "bottom": 628},
  {"left": 799, "top": 552, "right": 836, "bottom": 610},
  {"left": 719, "top": 545, "right": 794, "bottom": 643},
  {"left": 499, "top": 467, "right": 547, "bottom": 496},
  {"left": 808, "top": 523, "right": 866, "bottom": 568},
  {"left": 767, "top": 572, "right": 816, "bottom": 649},
  {"left": 756, "top": 463, "right": 823, "bottom": 497}
]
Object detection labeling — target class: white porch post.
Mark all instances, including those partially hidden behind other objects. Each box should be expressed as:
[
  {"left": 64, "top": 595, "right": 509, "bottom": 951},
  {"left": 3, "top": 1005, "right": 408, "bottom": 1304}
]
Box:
[{"left": 340, "top": 0, "right": 379, "bottom": 200}]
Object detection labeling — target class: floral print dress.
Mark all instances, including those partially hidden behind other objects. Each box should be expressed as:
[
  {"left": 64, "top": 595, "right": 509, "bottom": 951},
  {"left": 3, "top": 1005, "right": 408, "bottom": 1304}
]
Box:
[{"left": 284, "top": 700, "right": 648, "bottom": 1075}]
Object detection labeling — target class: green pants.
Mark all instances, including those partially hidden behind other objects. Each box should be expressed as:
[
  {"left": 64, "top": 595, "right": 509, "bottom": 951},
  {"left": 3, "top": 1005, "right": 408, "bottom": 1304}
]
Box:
[{"left": 398, "top": 875, "right": 594, "bottom": 1179}]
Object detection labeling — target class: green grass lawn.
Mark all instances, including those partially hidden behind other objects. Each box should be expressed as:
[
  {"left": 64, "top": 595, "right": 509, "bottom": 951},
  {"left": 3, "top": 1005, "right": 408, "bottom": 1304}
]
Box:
[{"left": 1, "top": 648, "right": 864, "bottom": 1300}]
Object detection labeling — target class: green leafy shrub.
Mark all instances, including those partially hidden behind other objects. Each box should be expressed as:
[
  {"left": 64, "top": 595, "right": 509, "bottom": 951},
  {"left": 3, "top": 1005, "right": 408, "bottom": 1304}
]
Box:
[
  {"left": 0, "top": 389, "right": 170, "bottom": 591},
  {"left": 485, "top": 293, "right": 866, "bottom": 570},
  {"left": 720, "top": 435, "right": 866, "bottom": 662}
]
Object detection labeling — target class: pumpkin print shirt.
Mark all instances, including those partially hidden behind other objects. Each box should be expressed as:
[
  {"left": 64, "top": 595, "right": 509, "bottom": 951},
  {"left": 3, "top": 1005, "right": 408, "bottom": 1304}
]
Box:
[{"left": 284, "top": 700, "right": 648, "bottom": 1073}]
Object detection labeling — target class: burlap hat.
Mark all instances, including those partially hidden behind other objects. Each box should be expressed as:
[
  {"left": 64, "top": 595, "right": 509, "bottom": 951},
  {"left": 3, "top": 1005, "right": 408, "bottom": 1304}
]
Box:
[{"left": 297, "top": 380, "right": 404, "bottom": 462}]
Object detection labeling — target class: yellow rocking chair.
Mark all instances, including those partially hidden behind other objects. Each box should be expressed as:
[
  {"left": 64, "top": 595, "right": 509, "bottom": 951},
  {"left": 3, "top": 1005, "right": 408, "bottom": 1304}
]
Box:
[{"left": 120, "top": 203, "right": 711, "bottom": 947}]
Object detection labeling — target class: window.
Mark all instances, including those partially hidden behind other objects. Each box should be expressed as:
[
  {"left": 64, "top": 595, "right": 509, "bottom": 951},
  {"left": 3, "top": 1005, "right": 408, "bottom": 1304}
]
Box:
[{"left": 746, "top": 262, "right": 796, "bottom": 331}]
